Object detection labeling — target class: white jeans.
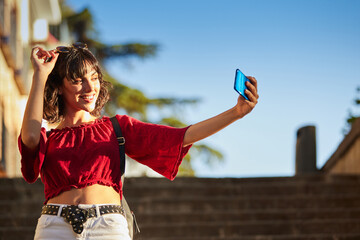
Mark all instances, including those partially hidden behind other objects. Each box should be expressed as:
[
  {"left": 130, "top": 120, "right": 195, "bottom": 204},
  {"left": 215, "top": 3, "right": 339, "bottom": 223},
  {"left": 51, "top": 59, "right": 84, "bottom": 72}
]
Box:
[{"left": 34, "top": 204, "right": 131, "bottom": 240}]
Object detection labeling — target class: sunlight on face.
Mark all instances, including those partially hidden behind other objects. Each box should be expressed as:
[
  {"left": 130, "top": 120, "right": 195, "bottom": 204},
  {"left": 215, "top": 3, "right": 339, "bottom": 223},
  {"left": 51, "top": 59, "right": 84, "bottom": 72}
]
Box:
[{"left": 60, "top": 63, "right": 101, "bottom": 116}]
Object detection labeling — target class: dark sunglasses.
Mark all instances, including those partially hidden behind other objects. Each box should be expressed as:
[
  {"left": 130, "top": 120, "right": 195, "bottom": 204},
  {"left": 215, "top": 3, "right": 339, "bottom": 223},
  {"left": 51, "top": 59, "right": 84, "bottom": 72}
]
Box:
[
  {"left": 45, "top": 42, "right": 88, "bottom": 62},
  {"left": 55, "top": 42, "right": 88, "bottom": 53}
]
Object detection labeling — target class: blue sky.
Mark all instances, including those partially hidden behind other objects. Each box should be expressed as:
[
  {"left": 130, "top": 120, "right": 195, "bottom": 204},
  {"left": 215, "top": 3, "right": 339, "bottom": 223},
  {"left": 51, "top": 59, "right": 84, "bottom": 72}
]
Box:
[{"left": 67, "top": 0, "right": 360, "bottom": 177}]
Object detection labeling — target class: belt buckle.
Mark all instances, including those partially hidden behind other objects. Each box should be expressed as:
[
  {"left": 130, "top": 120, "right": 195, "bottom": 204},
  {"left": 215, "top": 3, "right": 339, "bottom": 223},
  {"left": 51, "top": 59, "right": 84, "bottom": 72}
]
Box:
[{"left": 63, "top": 205, "right": 89, "bottom": 234}]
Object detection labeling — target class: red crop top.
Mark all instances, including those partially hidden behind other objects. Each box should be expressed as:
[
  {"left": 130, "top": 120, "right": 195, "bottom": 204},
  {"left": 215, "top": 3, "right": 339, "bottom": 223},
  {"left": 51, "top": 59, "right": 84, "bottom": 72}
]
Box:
[{"left": 18, "top": 115, "right": 192, "bottom": 204}]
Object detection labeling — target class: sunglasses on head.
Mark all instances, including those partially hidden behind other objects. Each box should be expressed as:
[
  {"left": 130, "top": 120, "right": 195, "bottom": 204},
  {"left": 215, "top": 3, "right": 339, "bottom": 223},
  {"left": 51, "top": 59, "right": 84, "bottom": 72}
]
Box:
[
  {"left": 45, "top": 42, "right": 88, "bottom": 62},
  {"left": 55, "top": 42, "right": 88, "bottom": 53}
]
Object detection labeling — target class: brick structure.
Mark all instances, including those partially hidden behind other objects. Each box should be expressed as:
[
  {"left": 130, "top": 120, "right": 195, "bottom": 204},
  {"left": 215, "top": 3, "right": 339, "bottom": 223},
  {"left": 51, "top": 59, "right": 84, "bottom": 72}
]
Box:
[{"left": 1, "top": 176, "right": 360, "bottom": 239}]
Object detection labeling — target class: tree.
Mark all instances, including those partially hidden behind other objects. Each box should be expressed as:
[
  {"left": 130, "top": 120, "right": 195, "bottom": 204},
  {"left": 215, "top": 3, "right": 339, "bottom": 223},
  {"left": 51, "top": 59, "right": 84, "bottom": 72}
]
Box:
[
  {"left": 60, "top": 2, "right": 223, "bottom": 175},
  {"left": 344, "top": 86, "right": 360, "bottom": 134}
]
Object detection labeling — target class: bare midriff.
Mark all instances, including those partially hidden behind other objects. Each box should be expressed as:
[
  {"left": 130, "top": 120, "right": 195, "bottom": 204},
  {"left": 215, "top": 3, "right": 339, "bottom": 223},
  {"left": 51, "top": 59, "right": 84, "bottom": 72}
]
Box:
[{"left": 47, "top": 184, "right": 121, "bottom": 205}]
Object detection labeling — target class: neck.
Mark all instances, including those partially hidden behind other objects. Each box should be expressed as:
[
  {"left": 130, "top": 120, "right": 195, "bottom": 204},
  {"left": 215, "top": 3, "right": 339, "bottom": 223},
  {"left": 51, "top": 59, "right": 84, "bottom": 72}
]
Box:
[{"left": 58, "top": 111, "right": 98, "bottom": 129}]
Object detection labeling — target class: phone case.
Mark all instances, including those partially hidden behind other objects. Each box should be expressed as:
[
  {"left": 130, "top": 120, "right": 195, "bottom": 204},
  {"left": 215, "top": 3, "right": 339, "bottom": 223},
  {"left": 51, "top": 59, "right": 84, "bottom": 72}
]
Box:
[{"left": 234, "top": 69, "right": 250, "bottom": 100}]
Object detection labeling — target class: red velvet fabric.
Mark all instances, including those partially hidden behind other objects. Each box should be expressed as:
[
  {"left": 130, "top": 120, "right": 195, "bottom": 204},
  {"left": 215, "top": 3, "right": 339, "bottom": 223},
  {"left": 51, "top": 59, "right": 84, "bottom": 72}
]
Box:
[{"left": 18, "top": 115, "right": 192, "bottom": 204}]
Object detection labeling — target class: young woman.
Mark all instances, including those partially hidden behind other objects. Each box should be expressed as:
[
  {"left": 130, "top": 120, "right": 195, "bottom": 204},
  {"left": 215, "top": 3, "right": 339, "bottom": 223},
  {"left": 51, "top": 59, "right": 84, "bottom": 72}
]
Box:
[{"left": 19, "top": 43, "right": 259, "bottom": 239}]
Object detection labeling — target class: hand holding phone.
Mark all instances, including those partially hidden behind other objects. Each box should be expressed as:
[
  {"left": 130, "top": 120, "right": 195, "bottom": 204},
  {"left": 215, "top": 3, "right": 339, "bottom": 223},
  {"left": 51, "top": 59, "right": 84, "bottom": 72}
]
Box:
[{"left": 234, "top": 69, "right": 250, "bottom": 100}]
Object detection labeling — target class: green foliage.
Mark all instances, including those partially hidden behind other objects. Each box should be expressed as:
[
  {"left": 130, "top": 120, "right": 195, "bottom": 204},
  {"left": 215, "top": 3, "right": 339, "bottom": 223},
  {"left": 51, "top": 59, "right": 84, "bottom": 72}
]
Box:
[
  {"left": 178, "top": 155, "right": 195, "bottom": 176},
  {"left": 103, "top": 72, "right": 149, "bottom": 118},
  {"left": 344, "top": 86, "right": 360, "bottom": 134},
  {"left": 157, "top": 117, "right": 224, "bottom": 176},
  {"left": 192, "top": 144, "right": 224, "bottom": 167},
  {"left": 96, "top": 43, "right": 158, "bottom": 60},
  {"left": 158, "top": 117, "right": 188, "bottom": 128},
  {"left": 103, "top": 72, "right": 199, "bottom": 122}
]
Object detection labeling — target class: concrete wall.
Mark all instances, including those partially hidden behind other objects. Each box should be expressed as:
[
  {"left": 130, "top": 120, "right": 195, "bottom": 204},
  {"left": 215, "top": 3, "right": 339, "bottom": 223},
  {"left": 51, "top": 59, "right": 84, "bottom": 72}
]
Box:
[
  {"left": 321, "top": 118, "right": 360, "bottom": 174},
  {"left": 327, "top": 138, "right": 360, "bottom": 174}
]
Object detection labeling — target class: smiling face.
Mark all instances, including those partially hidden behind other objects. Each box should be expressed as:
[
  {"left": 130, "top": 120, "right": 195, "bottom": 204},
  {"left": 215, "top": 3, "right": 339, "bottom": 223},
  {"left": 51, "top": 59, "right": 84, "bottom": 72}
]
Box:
[
  {"left": 43, "top": 46, "right": 111, "bottom": 123},
  {"left": 60, "top": 63, "right": 101, "bottom": 116}
]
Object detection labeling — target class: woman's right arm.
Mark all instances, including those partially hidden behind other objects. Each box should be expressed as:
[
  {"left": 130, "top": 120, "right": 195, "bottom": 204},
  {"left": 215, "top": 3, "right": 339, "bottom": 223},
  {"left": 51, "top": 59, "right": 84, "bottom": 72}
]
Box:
[{"left": 21, "top": 47, "right": 58, "bottom": 149}]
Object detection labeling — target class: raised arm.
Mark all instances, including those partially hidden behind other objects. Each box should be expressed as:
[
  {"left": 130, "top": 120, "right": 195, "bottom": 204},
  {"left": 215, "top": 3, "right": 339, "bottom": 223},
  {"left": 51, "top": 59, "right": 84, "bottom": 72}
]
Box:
[
  {"left": 183, "top": 76, "right": 259, "bottom": 147},
  {"left": 20, "top": 47, "right": 58, "bottom": 149}
]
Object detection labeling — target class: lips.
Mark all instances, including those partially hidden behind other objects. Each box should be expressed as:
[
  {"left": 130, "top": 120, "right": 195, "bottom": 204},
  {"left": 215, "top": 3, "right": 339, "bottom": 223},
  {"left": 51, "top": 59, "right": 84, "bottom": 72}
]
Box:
[{"left": 80, "top": 94, "right": 96, "bottom": 103}]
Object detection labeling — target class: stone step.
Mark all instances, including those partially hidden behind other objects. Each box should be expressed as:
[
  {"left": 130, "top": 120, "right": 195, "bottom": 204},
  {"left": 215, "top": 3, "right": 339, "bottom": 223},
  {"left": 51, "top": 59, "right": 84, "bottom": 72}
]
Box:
[
  {"left": 2, "top": 182, "right": 360, "bottom": 202},
  {"left": 1, "top": 176, "right": 360, "bottom": 201},
  {"left": 123, "top": 183, "right": 360, "bottom": 199},
  {"left": 0, "top": 178, "right": 34, "bottom": 186},
  {"left": 0, "top": 227, "right": 35, "bottom": 240},
  {"left": 0, "top": 188, "right": 44, "bottom": 201},
  {"left": 1, "top": 193, "right": 359, "bottom": 216},
  {"left": 0, "top": 214, "right": 38, "bottom": 227},
  {"left": 136, "top": 219, "right": 360, "bottom": 238},
  {"left": 2, "top": 184, "right": 360, "bottom": 203},
  {"left": 2, "top": 208, "right": 360, "bottom": 227},
  {"left": 2, "top": 228, "right": 360, "bottom": 240},
  {"left": 140, "top": 234, "right": 360, "bottom": 240},
  {"left": 124, "top": 175, "right": 360, "bottom": 185},
  {"left": 3, "top": 174, "right": 360, "bottom": 188},
  {"left": 1, "top": 193, "right": 359, "bottom": 215},
  {"left": 2, "top": 176, "right": 360, "bottom": 240},
  {"left": 3, "top": 218, "right": 360, "bottom": 239},
  {"left": 0, "top": 201, "right": 44, "bottom": 215},
  {"left": 132, "top": 208, "right": 360, "bottom": 224},
  {"left": 128, "top": 195, "right": 360, "bottom": 213}
]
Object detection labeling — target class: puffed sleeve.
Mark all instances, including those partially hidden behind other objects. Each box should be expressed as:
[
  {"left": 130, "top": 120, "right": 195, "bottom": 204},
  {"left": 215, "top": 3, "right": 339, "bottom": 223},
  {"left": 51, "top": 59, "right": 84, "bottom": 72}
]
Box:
[
  {"left": 116, "top": 115, "right": 192, "bottom": 180},
  {"left": 18, "top": 128, "right": 47, "bottom": 183}
]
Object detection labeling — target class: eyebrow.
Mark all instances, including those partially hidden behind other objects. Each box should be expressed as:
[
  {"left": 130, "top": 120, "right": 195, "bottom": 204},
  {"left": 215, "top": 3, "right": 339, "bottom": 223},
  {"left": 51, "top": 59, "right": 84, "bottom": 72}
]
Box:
[{"left": 90, "top": 71, "right": 98, "bottom": 76}]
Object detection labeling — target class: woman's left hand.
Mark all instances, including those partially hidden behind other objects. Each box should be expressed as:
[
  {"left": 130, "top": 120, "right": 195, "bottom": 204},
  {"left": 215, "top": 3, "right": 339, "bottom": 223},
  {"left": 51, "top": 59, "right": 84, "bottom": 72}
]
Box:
[
  {"left": 183, "top": 76, "right": 259, "bottom": 146},
  {"left": 234, "top": 76, "right": 259, "bottom": 118}
]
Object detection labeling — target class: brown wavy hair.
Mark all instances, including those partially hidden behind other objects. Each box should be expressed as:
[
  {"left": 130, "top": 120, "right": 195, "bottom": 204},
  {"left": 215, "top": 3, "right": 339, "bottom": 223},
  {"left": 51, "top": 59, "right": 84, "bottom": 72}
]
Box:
[{"left": 43, "top": 45, "right": 111, "bottom": 123}]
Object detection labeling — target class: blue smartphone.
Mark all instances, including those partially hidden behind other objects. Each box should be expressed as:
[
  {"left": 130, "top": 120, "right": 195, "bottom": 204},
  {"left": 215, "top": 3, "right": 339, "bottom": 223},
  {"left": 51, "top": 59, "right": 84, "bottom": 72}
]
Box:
[{"left": 234, "top": 69, "right": 250, "bottom": 100}]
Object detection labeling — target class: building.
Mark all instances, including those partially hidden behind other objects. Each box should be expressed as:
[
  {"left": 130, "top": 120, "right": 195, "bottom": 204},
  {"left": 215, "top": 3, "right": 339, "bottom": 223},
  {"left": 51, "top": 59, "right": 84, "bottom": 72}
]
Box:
[{"left": 0, "top": 0, "right": 62, "bottom": 177}]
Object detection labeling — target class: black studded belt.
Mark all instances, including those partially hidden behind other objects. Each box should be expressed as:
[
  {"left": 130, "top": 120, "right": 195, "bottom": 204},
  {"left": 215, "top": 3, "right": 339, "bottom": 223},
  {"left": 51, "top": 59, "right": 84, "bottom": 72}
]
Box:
[{"left": 41, "top": 204, "right": 125, "bottom": 234}]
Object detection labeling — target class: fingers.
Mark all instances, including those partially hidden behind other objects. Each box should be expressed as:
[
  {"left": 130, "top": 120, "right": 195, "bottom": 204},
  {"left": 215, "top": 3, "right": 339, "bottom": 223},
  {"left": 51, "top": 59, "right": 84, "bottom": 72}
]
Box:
[
  {"left": 246, "top": 76, "right": 258, "bottom": 90},
  {"left": 31, "top": 46, "right": 41, "bottom": 60},
  {"left": 31, "top": 47, "right": 45, "bottom": 66},
  {"left": 31, "top": 47, "right": 54, "bottom": 60},
  {"left": 31, "top": 46, "right": 59, "bottom": 65},
  {"left": 45, "top": 50, "right": 59, "bottom": 63},
  {"left": 36, "top": 47, "right": 49, "bottom": 58},
  {"left": 51, "top": 50, "right": 59, "bottom": 61},
  {"left": 245, "top": 76, "right": 259, "bottom": 103},
  {"left": 49, "top": 49, "right": 57, "bottom": 57},
  {"left": 31, "top": 46, "right": 39, "bottom": 55}
]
